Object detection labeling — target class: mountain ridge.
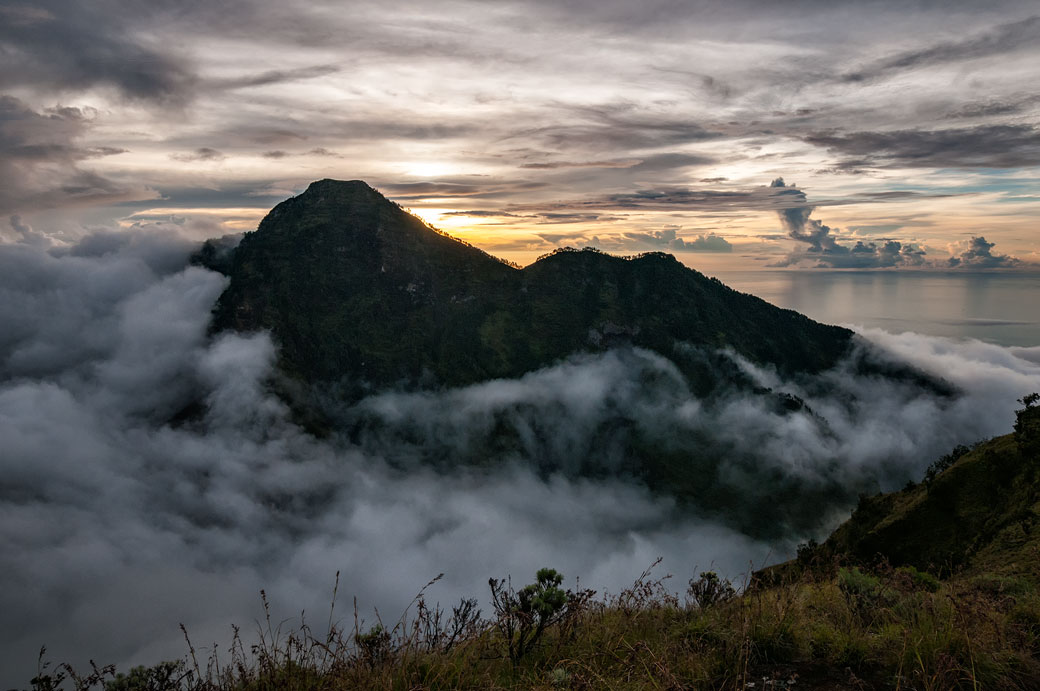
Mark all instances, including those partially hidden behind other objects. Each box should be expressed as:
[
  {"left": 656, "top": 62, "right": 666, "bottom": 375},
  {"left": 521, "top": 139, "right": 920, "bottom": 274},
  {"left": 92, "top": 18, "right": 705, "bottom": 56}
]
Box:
[{"left": 197, "top": 178, "right": 854, "bottom": 397}]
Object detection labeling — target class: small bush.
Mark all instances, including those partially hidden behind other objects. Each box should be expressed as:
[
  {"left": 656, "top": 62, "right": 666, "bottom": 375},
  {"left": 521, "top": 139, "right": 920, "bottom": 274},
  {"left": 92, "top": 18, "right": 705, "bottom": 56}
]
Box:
[
  {"left": 838, "top": 567, "right": 887, "bottom": 620},
  {"left": 1015, "top": 393, "right": 1040, "bottom": 460},
  {"left": 896, "top": 565, "right": 941, "bottom": 593},
  {"left": 104, "top": 661, "right": 186, "bottom": 691},
  {"left": 687, "top": 571, "right": 735, "bottom": 609},
  {"left": 924, "top": 443, "right": 975, "bottom": 484},
  {"left": 355, "top": 623, "right": 392, "bottom": 664},
  {"left": 796, "top": 539, "right": 818, "bottom": 568},
  {"left": 489, "top": 567, "right": 571, "bottom": 664}
]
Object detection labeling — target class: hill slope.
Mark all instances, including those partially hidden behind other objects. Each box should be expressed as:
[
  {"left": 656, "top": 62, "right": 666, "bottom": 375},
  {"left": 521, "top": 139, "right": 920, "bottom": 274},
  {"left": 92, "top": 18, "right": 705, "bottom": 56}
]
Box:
[
  {"left": 773, "top": 398, "right": 1040, "bottom": 581},
  {"left": 199, "top": 179, "right": 853, "bottom": 397}
]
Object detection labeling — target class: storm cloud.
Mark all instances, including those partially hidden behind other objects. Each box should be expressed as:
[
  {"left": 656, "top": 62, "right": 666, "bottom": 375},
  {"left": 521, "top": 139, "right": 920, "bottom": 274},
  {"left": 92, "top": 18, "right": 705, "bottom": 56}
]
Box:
[{"left": 2, "top": 232, "right": 1039, "bottom": 686}]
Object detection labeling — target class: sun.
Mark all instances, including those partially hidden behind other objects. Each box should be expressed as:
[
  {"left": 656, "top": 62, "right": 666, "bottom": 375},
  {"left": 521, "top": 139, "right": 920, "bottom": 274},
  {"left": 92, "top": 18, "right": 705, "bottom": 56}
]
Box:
[{"left": 403, "top": 162, "right": 460, "bottom": 178}]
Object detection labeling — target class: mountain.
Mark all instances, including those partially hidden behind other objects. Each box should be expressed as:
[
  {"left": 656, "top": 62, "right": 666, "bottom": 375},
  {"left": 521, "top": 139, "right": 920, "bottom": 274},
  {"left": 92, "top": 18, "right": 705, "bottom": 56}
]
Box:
[{"left": 198, "top": 179, "right": 853, "bottom": 399}]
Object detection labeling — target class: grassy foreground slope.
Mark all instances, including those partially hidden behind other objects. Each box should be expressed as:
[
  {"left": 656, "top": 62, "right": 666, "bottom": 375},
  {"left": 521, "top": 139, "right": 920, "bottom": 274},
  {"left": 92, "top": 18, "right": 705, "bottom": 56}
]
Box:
[{"left": 30, "top": 402, "right": 1040, "bottom": 690}]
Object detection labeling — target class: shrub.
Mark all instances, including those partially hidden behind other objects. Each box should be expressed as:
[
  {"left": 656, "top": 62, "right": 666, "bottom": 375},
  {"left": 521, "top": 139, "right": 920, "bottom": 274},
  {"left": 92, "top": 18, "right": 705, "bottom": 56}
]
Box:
[
  {"left": 796, "top": 539, "right": 819, "bottom": 568},
  {"left": 104, "top": 662, "right": 186, "bottom": 691},
  {"left": 1015, "top": 393, "right": 1040, "bottom": 461},
  {"left": 355, "top": 623, "right": 391, "bottom": 665},
  {"left": 924, "top": 444, "right": 974, "bottom": 484},
  {"left": 896, "top": 565, "right": 941, "bottom": 593},
  {"left": 489, "top": 568, "right": 570, "bottom": 664},
  {"left": 687, "top": 571, "right": 735, "bottom": 609},
  {"left": 838, "top": 567, "right": 886, "bottom": 620}
]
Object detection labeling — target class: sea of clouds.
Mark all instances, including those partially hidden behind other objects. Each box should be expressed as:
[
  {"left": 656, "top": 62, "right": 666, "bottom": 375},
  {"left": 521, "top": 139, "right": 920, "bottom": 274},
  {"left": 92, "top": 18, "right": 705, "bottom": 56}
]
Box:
[{"left": 2, "top": 232, "right": 1039, "bottom": 686}]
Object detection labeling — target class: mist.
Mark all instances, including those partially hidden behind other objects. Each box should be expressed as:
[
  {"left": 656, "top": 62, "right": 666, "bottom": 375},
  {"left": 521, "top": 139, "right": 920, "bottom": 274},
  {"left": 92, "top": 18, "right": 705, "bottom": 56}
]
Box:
[{"left": 2, "top": 235, "right": 1039, "bottom": 686}]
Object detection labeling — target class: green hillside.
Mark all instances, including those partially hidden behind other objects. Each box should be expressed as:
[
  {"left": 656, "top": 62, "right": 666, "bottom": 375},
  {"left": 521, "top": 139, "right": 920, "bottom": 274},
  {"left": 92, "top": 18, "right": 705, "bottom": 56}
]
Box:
[{"left": 810, "top": 395, "right": 1040, "bottom": 581}]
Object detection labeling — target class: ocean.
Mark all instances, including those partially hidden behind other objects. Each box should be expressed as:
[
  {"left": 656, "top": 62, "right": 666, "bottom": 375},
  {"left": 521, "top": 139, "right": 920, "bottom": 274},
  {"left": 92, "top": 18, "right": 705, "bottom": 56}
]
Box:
[{"left": 711, "top": 270, "right": 1040, "bottom": 348}]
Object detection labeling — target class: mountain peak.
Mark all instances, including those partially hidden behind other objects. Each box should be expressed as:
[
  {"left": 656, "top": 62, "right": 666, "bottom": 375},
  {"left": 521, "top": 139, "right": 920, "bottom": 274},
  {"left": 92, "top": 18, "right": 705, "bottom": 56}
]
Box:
[{"left": 302, "top": 178, "right": 379, "bottom": 196}]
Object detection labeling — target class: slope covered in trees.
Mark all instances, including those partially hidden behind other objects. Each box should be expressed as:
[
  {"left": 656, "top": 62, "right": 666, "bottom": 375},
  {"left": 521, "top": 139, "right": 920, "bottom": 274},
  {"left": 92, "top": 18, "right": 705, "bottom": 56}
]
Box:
[{"left": 199, "top": 179, "right": 853, "bottom": 398}]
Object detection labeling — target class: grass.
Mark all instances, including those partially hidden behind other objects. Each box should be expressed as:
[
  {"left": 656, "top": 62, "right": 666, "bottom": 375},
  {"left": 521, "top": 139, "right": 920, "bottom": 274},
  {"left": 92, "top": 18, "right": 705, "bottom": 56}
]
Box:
[{"left": 27, "top": 558, "right": 1040, "bottom": 691}]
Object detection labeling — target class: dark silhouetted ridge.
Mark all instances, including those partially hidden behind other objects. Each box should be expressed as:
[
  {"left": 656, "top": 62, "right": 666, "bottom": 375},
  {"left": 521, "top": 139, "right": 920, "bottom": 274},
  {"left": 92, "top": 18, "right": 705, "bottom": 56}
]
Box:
[{"left": 201, "top": 179, "right": 854, "bottom": 397}]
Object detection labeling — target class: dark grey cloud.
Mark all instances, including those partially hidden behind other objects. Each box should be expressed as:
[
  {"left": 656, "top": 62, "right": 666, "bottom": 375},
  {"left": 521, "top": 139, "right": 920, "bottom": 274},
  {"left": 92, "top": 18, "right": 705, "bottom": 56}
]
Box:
[
  {"left": 213, "top": 64, "right": 341, "bottom": 90},
  {"left": 380, "top": 179, "right": 549, "bottom": 202},
  {"left": 307, "top": 147, "right": 343, "bottom": 157},
  {"left": 535, "top": 212, "right": 620, "bottom": 224},
  {"left": 626, "top": 152, "right": 716, "bottom": 172},
  {"left": 948, "top": 236, "right": 1020, "bottom": 269},
  {"left": 842, "top": 16, "right": 1040, "bottom": 83},
  {"left": 241, "top": 128, "right": 309, "bottom": 145},
  {"left": 7, "top": 214, "right": 48, "bottom": 247},
  {"left": 0, "top": 0, "right": 1034, "bottom": 236},
  {"left": 442, "top": 209, "right": 523, "bottom": 218},
  {"left": 170, "top": 147, "right": 225, "bottom": 162},
  {"left": 380, "top": 182, "right": 484, "bottom": 196},
  {"left": 541, "top": 119, "right": 720, "bottom": 151},
  {"left": 770, "top": 178, "right": 928, "bottom": 269},
  {"left": 2, "top": 231, "right": 1039, "bottom": 686},
  {"left": 512, "top": 180, "right": 810, "bottom": 214},
  {"left": 0, "top": 1, "right": 196, "bottom": 103},
  {"left": 519, "top": 159, "right": 639, "bottom": 169},
  {"left": 806, "top": 125, "right": 1040, "bottom": 169},
  {"left": 944, "top": 96, "right": 1040, "bottom": 120},
  {"left": 0, "top": 96, "right": 145, "bottom": 216},
  {"left": 769, "top": 179, "right": 1027, "bottom": 270},
  {"left": 175, "top": 116, "right": 475, "bottom": 157}
]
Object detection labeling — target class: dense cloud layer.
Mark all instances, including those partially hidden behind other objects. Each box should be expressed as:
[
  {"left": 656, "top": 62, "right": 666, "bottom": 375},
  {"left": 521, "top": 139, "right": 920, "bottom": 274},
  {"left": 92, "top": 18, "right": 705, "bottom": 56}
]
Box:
[{"left": 2, "top": 235, "right": 1039, "bottom": 686}]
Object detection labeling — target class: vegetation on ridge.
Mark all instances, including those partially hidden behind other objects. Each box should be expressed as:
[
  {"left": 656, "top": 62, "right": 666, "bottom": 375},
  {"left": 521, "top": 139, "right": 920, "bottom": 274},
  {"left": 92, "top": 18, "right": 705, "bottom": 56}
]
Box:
[
  {"left": 198, "top": 179, "right": 853, "bottom": 398},
  {"left": 798, "top": 394, "right": 1040, "bottom": 581}
]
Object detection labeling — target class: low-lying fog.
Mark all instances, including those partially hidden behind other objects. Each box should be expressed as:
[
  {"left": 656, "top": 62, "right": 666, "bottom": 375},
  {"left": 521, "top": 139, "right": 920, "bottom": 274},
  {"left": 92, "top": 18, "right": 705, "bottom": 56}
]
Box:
[{"left": 2, "top": 233, "right": 1039, "bottom": 686}]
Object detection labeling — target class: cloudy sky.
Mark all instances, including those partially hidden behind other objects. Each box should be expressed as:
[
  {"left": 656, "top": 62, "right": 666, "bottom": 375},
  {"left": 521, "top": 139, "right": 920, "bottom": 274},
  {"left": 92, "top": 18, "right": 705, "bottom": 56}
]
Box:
[{"left": 1, "top": 0, "right": 1038, "bottom": 268}]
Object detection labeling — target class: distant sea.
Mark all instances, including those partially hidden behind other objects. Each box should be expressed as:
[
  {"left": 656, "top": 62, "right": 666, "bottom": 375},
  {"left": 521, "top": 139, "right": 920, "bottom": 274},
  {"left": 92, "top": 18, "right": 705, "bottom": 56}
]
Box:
[{"left": 710, "top": 270, "right": 1040, "bottom": 348}]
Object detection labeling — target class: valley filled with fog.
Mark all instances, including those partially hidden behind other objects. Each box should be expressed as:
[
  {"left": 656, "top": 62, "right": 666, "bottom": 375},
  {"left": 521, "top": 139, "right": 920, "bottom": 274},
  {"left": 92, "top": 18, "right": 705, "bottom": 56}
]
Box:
[{"left": 2, "top": 235, "right": 1039, "bottom": 685}]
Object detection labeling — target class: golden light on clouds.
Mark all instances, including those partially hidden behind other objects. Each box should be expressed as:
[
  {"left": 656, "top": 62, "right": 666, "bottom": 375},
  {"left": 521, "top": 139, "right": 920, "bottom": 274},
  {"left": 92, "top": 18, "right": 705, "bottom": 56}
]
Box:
[{"left": 0, "top": 0, "right": 1034, "bottom": 270}]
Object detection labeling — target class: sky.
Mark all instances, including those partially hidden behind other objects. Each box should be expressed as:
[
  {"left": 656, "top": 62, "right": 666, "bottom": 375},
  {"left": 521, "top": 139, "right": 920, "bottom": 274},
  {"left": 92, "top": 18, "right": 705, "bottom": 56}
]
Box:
[{"left": 1, "top": 0, "right": 1038, "bottom": 269}]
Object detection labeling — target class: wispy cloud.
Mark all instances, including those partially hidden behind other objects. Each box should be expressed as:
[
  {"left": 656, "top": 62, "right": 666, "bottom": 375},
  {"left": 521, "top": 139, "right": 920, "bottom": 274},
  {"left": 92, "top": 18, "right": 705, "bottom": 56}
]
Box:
[
  {"left": 842, "top": 16, "right": 1040, "bottom": 83},
  {"left": 806, "top": 125, "right": 1040, "bottom": 170}
]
